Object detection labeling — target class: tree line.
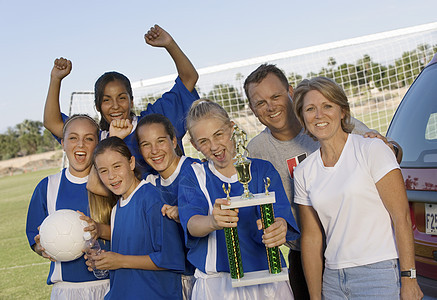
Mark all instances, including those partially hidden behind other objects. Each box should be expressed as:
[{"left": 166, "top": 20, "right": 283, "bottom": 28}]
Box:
[
  {"left": 142, "top": 43, "right": 437, "bottom": 115},
  {"left": 0, "top": 120, "right": 60, "bottom": 161}
]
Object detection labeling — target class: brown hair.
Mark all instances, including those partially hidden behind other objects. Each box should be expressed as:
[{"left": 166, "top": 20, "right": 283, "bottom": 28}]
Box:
[
  {"left": 136, "top": 113, "right": 183, "bottom": 157},
  {"left": 93, "top": 136, "right": 142, "bottom": 180},
  {"left": 292, "top": 76, "right": 354, "bottom": 140},
  {"left": 243, "top": 64, "right": 289, "bottom": 103},
  {"left": 94, "top": 72, "right": 135, "bottom": 131}
]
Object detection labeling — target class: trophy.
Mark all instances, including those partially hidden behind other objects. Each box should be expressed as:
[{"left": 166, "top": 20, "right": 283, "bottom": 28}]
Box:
[{"left": 221, "top": 124, "right": 288, "bottom": 287}]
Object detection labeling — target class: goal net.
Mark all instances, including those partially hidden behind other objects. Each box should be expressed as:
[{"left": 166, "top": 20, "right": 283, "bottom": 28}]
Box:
[{"left": 69, "top": 22, "right": 437, "bottom": 159}]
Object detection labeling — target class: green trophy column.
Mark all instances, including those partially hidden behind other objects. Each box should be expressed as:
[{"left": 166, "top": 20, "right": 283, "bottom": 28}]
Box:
[
  {"left": 260, "top": 203, "right": 282, "bottom": 274},
  {"left": 224, "top": 225, "right": 244, "bottom": 279},
  {"left": 222, "top": 183, "right": 244, "bottom": 279}
]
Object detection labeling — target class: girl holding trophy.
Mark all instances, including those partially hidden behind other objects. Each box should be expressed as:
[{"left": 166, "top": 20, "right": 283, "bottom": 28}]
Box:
[{"left": 178, "top": 99, "right": 300, "bottom": 299}]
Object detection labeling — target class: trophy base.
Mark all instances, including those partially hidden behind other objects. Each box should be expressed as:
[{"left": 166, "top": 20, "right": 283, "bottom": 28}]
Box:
[
  {"left": 221, "top": 192, "right": 276, "bottom": 210},
  {"left": 230, "top": 267, "right": 289, "bottom": 288}
]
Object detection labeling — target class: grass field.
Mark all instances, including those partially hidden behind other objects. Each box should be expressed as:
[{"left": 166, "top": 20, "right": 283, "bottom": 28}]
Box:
[
  {"left": 0, "top": 168, "right": 59, "bottom": 299},
  {"left": 0, "top": 166, "right": 290, "bottom": 299}
]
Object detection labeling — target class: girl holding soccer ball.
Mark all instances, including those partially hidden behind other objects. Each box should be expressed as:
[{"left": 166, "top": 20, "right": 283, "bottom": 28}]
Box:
[
  {"left": 26, "top": 114, "right": 113, "bottom": 299},
  {"left": 89, "top": 136, "right": 185, "bottom": 299}
]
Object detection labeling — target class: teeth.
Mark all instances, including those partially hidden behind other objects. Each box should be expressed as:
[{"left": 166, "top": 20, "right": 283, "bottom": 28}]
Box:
[
  {"left": 316, "top": 122, "right": 328, "bottom": 127},
  {"left": 75, "top": 151, "right": 86, "bottom": 156},
  {"left": 110, "top": 113, "right": 123, "bottom": 117},
  {"left": 270, "top": 111, "right": 280, "bottom": 118},
  {"left": 152, "top": 156, "right": 163, "bottom": 161},
  {"left": 111, "top": 181, "right": 121, "bottom": 187},
  {"left": 214, "top": 150, "right": 224, "bottom": 157}
]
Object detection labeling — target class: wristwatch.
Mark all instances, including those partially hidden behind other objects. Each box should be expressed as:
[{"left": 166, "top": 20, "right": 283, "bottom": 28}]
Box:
[{"left": 400, "top": 268, "right": 416, "bottom": 279}]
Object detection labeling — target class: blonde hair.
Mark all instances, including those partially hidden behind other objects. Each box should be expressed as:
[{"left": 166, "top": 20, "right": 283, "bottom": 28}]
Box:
[
  {"left": 186, "top": 99, "right": 231, "bottom": 138},
  {"left": 88, "top": 191, "right": 117, "bottom": 225},
  {"left": 293, "top": 77, "right": 354, "bottom": 140},
  {"left": 63, "top": 114, "right": 99, "bottom": 138}
]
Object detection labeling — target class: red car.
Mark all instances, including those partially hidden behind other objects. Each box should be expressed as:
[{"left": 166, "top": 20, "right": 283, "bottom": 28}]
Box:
[{"left": 387, "top": 53, "right": 437, "bottom": 296}]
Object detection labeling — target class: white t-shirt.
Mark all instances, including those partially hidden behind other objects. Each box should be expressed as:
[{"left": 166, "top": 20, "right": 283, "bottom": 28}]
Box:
[{"left": 294, "top": 134, "right": 400, "bottom": 269}]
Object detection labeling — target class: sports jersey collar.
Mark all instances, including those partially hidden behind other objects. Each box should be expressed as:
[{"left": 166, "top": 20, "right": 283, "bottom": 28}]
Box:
[
  {"left": 65, "top": 168, "right": 88, "bottom": 184},
  {"left": 207, "top": 160, "right": 239, "bottom": 183},
  {"left": 119, "top": 179, "right": 146, "bottom": 207},
  {"left": 160, "top": 155, "right": 187, "bottom": 186}
]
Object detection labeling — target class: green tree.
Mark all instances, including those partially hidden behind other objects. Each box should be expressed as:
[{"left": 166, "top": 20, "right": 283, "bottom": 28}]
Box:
[
  {"left": 0, "top": 129, "right": 20, "bottom": 160},
  {"left": 0, "top": 120, "right": 60, "bottom": 160},
  {"left": 207, "top": 84, "right": 244, "bottom": 114},
  {"left": 288, "top": 72, "right": 303, "bottom": 86},
  {"left": 355, "top": 54, "right": 388, "bottom": 91},
  {"left": 15, "top": 120, "right": 44, "bottom": 156}
]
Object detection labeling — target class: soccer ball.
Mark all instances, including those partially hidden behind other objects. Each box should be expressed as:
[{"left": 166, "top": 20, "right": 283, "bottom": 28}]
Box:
[{"left": 39, "top": 209, "right": 88, "bottom": 262}]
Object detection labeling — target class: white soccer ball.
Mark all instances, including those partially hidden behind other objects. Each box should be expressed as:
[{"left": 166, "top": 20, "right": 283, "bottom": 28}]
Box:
[{"left": 39, "top": 209, "right": 88, "bottom": 262}]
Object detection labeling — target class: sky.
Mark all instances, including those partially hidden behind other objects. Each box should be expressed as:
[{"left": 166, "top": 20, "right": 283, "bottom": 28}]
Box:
[{"left": 0, "top": 0, "right": 436, "bottom": 133}]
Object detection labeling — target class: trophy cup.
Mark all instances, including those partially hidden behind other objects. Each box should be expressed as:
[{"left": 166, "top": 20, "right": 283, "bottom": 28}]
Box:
[{"left": 221, "top": 124, "right": 288, "bottom": 287}]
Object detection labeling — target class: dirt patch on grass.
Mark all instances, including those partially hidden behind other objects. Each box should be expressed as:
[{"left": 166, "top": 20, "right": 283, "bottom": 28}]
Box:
[{"left": 0, "top": 151, "right": 63, "bottom": 177}]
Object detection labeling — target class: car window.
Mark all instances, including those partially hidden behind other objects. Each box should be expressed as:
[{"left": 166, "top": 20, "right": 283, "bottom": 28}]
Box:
[
  {"left": 387, "top": 63, "right": 437, "bottom": 167},
  {"left": 425, "top": 112, "right": 437, "bottom": 140}
]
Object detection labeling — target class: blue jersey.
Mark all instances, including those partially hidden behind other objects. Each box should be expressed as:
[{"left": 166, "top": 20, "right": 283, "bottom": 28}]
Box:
[
  {"left": 58, "top": 77, "right": 199, "bottom": 177},
  {"left": 178, "top": 158, "right": 300, "bottom": 274},
  {"left": 145, "top": 156, "right": 200, "bottom": 276},
  {"left": 25, "top": 168, "right": 110, "bottom": 284},
  {"left": 105, "top": 180, "right": 185, "bottom": 300}
]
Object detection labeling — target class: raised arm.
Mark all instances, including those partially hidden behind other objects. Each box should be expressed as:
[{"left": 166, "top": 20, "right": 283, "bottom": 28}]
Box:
[
  {"left": 43, "top": 57, "right": 72, "bottom": 139},
  {"left": 145, "top": 24, "right": 198, "bottom": 92},
  {"left": 376, "top": 169, "right": 423, "bottom": 299},
  {"left": 299, "top": 205, "right": 324, "bottom": 300}
]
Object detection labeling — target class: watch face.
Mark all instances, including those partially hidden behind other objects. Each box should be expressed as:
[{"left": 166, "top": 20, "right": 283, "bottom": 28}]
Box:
[{"left": 401, "top": 269, "right": 416, "bottom": 278}]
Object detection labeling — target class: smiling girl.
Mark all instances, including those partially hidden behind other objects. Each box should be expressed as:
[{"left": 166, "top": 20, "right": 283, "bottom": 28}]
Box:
[
  {"left": 177, "top": 99, "right": 300, "bottom": 299},
  {"left": 136, "top": 113, "right": 200, "bottom": 300},
  {"left": 26, "top": 114, "right": 111, "bottom": 299},
  {"left": 43, "top": 25, "right": 199, "bottom": 177},
  {"left": 91, "top": 136, "right": 185, "bottom": 299}
]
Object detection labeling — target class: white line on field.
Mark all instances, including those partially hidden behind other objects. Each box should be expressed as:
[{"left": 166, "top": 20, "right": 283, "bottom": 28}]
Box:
[{"left": 0, "top": 262, "right": 49, "bottom": 270}]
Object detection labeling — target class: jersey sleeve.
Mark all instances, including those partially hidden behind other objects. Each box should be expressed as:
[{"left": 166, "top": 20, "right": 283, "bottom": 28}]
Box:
[
  {"left": 145, "top": 185, "right": 185, "bottom": 272},
  {"left": 25, "top": 177, "right": 49, "bottom": 248},
  {"left": 366, "top": 138, "right": 400, "bottom": 183},
  {"left": 254, "top": 159, "right": 300, "bottom": 241},
  {"left": 139, "top": 77, "right": 199, "bottom": 142},
  {"left": 178, "top": 163, "right": 210, "bottom": 249}
]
